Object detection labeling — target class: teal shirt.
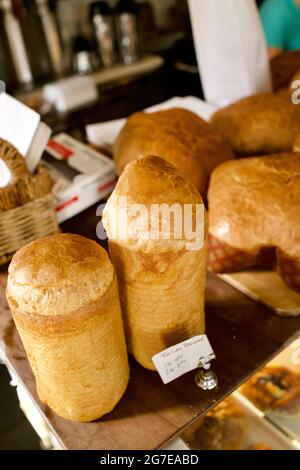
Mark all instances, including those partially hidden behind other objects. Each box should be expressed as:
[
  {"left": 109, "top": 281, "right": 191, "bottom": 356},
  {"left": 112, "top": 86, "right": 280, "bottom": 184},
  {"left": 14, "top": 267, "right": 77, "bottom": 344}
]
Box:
[{"left": 260, "top": 0, "right": 300, "bottom": 50}]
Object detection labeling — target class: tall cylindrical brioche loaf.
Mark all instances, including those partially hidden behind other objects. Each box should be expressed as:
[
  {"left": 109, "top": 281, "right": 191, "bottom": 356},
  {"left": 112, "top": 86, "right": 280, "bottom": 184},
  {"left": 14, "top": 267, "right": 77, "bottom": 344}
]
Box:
[
  {"left": 103, "top": 156, "right": 207, "bottom": 370},
  {"left": 6, "top": 234, "right": 129, "bottom": 422}
]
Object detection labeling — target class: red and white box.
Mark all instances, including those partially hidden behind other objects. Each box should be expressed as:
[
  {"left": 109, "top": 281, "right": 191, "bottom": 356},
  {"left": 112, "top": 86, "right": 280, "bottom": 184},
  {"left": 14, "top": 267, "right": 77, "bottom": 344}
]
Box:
[{"left": 43, "top": 133, "right": 115, "bottom": 224}]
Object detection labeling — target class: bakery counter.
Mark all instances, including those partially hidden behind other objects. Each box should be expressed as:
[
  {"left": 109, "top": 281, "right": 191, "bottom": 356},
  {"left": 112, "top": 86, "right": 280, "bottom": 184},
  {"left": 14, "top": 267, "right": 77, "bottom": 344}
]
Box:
[{"left": 0, "top": 205, "right": 300, "bottom": 450}]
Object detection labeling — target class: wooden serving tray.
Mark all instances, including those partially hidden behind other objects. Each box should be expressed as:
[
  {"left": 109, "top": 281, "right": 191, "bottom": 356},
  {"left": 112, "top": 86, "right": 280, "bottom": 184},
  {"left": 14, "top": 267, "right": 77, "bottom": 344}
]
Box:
[{"left": 220, "top": 271, "right": 300, "bottom": 317}]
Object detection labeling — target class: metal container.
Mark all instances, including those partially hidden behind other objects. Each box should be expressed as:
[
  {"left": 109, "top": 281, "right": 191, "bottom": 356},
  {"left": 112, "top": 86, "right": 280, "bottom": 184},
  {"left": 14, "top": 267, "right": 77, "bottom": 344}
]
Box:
[
  {"left": 90, "top": 1, "right": 115, "bottom": 68},
  {"left": 115, "top": 0, "right": 140, "bottom": 65},
  {"left": 72, "top": 33, "right": 95, "bottom": 75}
]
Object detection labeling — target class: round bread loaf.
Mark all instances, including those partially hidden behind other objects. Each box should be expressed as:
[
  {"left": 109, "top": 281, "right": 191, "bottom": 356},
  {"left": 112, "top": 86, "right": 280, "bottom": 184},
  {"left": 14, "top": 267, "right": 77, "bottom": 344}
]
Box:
[
  {"left": 210, "top": 93, "right": 300, "bottom": 155},
  {"left": 6, "top": 233, "right": 129, "bottom": 422},
  {"left": 103, "top": 155, "right": 207, "bottom": 370},
  {"left": 207, "top": 153, "right": 300, "bottom": 293},
  {"left": 113, "top": 108, "right": 234, "bottom": 196}
]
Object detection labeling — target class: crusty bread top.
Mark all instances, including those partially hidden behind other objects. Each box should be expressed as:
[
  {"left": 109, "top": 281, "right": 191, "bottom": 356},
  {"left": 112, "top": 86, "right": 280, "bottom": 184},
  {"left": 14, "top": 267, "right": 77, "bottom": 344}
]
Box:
[
  {"left": 270, "top": 50, "right": 300, "bottom": 91},
  {"left": 7, "top": 234, "right": 114, "bottom": 316},
  {"left": 114, "top": 108, "right": 234, "bottom": 196},
  {"left": 210, "top": 93, "right": 300, "bottom": 155},
  {"left": 208, "top": 153, "right": 300, "bottom": 257},
  {"left": 103, "top": 156, "right": 207, "bottom": 252},
  {"left": 294, "top": 131, "right": 300, "bottom": 153}
]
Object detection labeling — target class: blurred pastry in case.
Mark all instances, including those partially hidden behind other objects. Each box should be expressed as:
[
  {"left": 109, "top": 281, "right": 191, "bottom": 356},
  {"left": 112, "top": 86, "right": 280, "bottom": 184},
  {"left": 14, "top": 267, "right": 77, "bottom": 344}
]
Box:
[
  {"left": 210, "top": 93, "right": 300, "bottom": 155},
  {"left": 114, "top": 108, "right": 234, "bottom": 196},
  {"left": 241, "top": 366, "right": 300, "bottom": 416},
  {"left": 182, "top": 397, "right": 248, "bottom": 450},
  {"left": 247, "top": 443, "right": 273, "bottom": 450},
  {"left": 294, "top": 131, "right": 300, "bottom": 153}
]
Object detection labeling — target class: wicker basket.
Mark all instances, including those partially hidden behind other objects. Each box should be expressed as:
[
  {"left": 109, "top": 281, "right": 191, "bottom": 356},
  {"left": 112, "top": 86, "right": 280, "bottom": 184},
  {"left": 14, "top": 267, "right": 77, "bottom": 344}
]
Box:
[
  {"left": 0, "top": 194, "right": 59, "bottom": 266},
  {"left": 0, "top": 138, "right": 28, "bottom": 182},
  {"left": 0, "top": 139, "right": 59, "bottom": 265}
]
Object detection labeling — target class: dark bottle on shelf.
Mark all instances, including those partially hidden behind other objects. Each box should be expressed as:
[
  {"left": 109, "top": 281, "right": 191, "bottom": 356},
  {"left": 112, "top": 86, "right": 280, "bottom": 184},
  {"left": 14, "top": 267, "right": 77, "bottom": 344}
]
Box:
[
  {"left": 0, "top": 6, "right": 18, "bottom": 92},
  {"left": 115, "top": 0, "right": 141, "bottom": 65},
  {"left": 16, "top": 0, "right": 54, "bottom": 83},
  {"left": 35, "top": 0, "right": 64, "bottom": 77},
  {"left": 0, "top": 0, "right": 33, "bottom": 87},
  {"left": 90, "top": 1, "right": 115, "bottom": 68},
  {"left": 72, "top": 32, "right": 95, "bottom": 75}
]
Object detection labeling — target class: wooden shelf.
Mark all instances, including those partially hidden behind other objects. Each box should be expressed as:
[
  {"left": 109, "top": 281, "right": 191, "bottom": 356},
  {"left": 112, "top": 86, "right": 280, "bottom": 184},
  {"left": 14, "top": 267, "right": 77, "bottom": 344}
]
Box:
[{"left": 0, "top": 206, "right": 300, "bottom": 450}]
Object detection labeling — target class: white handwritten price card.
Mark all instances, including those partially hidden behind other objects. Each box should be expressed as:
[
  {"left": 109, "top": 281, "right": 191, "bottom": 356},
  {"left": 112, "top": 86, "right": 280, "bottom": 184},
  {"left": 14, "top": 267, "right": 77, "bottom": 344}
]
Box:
[{"left": 152, "top": 335, "right": 215, "bottom": 384}]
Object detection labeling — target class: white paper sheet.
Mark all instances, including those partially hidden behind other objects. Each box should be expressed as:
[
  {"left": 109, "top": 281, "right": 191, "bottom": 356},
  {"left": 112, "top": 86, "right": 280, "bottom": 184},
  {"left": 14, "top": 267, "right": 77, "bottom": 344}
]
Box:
[
  {"left": 0, "top": 93, "right": 40, "bottom": 157},
  {"left": 152, "top": 335, "right": 215, "bottom": 385},
  {"left": 0, "top": 93, "right": 51, "bottom": 173},
  {"left": 188, "top": 0, "right": 272, "bottom": 107},
  {"left": 86, "top": 96, "right": 217, "bottom": 151}
]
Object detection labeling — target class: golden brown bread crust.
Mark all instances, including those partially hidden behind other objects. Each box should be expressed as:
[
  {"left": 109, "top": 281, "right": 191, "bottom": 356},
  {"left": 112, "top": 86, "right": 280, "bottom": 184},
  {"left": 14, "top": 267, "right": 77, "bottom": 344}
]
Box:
[
  {"left": 6, "top": 234, "right": 129, "bottom": 422},
  {"left": 241, "top": 366, "right": 300, "bottom": 415},
  {"left": 270, "top": 50, "right": 300, "bottom": 92},
  {"left": 114, "top": 108, "right": 234, "bottom": 196},
  {"left": 7, "top": 233, "right": 115, "bottom": 316},
  {"left": 183, "top": 397, "right": 248, "bottom": 450},
  {"left": 103, "top": 156, "right": 207, "bottom": 370},
  {"left": 247, "top": 443, "right": 273, "bottom": 450},
  {"left": 207, "top": 153, "right": 300, "bottom": 292},
  {"left": 294, "top": 130, "right": 300, "bottom": 153},
  {"left": 210, "top": 93, "right": 300, "bottom": 155}
]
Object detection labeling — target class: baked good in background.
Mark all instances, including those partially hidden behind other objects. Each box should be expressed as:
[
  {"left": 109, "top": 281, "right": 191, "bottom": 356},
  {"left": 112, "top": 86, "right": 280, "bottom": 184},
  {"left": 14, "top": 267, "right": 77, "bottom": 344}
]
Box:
[
  {"left": 275, "top": 68, "right": 300, "bottom": 111},
  {"left": 207, "top": 153, "right": 300, "bottom": 293},
  {"left": 210, "top": 93, "right": 300, "bottom": 155},
  {"left": 270, "top": 50, "right": 300, "bottom": 92},
  {"left": 247, "top": 443, "right": 273, "bottom": 450},
  {"left": 103, "top": 156, "right": 207, "bottom": 370},
  {"left": 293, "top": 130, "right": 300, "bottom": 153},
  {"left": 241, "top": 366, "right": 300, "bottom": 416},
  {"left": 270, "top": 339, "right": 300, "bottom": 375},
  {"left": 113, "top": 108, "right": 234, "bottom": 196},
  {"left": 6, "top": 234, "right": 129, "bottom": 422},
  {"left": 182, "top": 397, "right": 248, "bottom": 450}
]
